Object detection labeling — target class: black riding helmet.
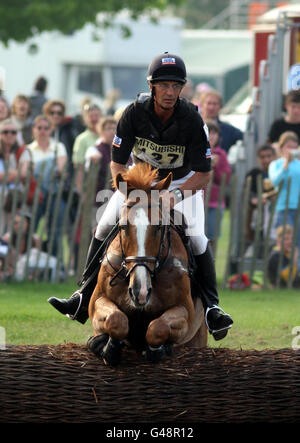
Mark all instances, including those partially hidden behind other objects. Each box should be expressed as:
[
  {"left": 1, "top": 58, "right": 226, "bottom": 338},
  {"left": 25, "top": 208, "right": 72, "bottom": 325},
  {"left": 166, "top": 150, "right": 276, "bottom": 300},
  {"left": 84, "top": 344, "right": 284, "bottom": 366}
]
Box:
[{"left": 147, "top": 51, "right": 187, "bottom": 85}]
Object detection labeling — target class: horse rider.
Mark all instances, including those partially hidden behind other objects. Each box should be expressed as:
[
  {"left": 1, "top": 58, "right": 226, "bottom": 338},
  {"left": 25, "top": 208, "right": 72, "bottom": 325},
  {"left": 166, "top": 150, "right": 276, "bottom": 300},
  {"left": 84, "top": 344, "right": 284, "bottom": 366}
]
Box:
[{"left": 48, "top": 52, "right": 233, "bottom": 340}]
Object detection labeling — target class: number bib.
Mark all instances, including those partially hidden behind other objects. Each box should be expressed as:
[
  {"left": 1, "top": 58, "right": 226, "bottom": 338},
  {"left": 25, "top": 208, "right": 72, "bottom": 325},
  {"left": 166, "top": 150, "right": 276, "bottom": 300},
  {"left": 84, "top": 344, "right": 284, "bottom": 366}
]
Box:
[{"left": 133, "top": 137, "right": 186, "bottom": 169}]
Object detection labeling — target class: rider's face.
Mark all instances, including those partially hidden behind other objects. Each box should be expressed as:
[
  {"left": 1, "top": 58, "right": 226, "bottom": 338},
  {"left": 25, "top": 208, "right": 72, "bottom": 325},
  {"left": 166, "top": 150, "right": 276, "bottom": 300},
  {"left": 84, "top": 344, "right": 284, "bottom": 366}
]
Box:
[{"left": 151, "top": 81, "right": 183, "bottom": 110}]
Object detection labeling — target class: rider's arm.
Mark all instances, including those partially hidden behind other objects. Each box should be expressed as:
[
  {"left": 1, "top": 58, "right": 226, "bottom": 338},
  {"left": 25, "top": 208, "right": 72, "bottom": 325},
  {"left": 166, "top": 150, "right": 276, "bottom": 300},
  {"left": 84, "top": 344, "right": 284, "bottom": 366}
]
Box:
[
  {"left": 164, "top": 170, "right": 211, "bottom": 209},
  {"left": 179, "top": 170, "right": 211, "bottom": 194},
  {"left": 110, "top": 161, "right": 128, "bottom": 182}
]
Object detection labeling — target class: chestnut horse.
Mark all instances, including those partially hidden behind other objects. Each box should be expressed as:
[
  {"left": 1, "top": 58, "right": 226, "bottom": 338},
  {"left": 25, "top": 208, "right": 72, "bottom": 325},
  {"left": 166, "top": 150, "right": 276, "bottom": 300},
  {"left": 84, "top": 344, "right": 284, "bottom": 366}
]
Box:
[{"left": 88, "top": 163, "right": 207, "bottom": 365}]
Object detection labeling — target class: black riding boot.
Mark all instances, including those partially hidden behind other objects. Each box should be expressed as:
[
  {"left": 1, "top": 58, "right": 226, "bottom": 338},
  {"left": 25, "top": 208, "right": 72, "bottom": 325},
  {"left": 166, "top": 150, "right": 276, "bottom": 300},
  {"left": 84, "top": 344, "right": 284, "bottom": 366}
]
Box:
[
  {"left": 193, "top": 245, "right": 233, "bottom": 340},
  {"left": 48, "top": 236, "right": 103, "bottom": 324}
]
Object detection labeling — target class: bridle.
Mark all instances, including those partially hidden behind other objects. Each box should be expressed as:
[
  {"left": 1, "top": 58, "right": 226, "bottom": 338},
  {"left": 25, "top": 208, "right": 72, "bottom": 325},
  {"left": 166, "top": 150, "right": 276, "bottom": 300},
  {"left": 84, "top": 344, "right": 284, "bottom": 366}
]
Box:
[{"left": 109, "top": 200, "right": 171, "bottom": 287}]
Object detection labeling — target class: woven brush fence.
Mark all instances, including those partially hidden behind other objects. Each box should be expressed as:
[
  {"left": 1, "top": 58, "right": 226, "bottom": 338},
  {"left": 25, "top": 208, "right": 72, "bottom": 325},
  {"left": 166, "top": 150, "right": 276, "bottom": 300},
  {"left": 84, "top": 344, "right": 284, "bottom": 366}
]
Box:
[{"left": 0, "top": 344, "right": 299, "bottom": 423}]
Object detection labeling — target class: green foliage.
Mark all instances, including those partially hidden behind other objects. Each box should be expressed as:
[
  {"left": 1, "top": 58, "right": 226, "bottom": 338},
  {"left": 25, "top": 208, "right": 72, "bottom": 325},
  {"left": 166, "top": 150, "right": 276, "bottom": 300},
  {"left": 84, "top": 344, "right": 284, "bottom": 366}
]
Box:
[{"left": 0, "top": 0, "right": 186, "bottom": 44}]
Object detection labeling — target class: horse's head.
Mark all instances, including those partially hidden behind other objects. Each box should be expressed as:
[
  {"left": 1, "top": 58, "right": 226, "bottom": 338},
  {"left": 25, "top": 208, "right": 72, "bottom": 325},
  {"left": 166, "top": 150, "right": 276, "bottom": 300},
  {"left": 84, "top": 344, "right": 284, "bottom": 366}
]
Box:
[{"left": 114, "top": 164, "right": 172, "bottom": 308}]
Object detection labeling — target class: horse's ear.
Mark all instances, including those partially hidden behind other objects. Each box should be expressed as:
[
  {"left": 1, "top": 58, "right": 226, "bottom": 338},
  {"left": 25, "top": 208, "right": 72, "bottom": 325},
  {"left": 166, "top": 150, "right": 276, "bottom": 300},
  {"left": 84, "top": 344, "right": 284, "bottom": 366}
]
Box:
[{"left": 152, "top": 172, "right": 172, "bottom": 191}]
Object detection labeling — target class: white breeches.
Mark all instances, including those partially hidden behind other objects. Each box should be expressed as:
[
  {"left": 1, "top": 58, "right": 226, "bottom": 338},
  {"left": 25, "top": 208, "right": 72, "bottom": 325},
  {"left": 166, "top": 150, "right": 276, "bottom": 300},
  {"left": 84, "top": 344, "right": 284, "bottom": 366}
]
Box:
[{"left": 95, "top": 171, "right": 208, "bottom": 255}]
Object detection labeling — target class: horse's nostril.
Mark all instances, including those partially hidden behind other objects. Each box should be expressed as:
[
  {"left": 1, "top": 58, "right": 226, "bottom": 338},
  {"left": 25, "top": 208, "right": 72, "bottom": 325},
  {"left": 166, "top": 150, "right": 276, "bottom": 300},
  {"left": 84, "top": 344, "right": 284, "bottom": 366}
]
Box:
[{"left": 128, "top": 285, "right": 150, "bottom": 307}]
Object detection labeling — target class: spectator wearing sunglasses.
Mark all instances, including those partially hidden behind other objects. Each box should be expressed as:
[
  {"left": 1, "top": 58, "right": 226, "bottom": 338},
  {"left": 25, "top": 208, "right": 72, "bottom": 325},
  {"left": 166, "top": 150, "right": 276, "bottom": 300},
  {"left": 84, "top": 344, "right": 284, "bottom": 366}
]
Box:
[
  {"left": 0, "top": 119, "right": 20, "bottom": 233},
  {"left": 0, "top": 119, "right": 19, "bottom": 187},
  {"left": 19, "top": 115, "right": 67, "bottom": 259},
  {"left": 43, "top": 99, "right": 78, "bottom": 167}
]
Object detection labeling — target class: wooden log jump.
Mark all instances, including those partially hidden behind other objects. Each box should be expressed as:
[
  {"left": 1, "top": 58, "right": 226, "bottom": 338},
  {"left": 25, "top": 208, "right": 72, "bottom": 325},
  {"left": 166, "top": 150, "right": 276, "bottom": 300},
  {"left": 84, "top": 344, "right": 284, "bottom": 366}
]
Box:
[{"left": 0, "top": 344, "right": 299, "bottom": 423}]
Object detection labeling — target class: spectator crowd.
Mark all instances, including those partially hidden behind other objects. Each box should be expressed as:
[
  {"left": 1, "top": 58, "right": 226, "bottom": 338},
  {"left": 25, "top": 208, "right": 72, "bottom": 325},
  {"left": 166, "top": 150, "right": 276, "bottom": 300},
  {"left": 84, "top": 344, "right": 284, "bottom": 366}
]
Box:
[
  {"left": 1, "top": 76, "right": 300, "bottom": 288},
  {"left": 0, "top": 76, "right": 118, "bottom": 281}
]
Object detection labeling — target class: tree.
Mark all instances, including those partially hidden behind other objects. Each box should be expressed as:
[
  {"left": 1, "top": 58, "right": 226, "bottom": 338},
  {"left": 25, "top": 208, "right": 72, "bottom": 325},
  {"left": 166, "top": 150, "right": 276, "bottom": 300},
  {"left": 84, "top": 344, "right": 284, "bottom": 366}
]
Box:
[{"left": 0, "top": 0, "right": 186, "bottom": 45}]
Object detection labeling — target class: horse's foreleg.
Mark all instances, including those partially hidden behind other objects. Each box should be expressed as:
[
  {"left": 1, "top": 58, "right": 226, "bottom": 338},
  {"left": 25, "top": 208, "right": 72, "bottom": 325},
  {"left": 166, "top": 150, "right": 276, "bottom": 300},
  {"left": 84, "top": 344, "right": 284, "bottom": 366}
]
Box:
[
  {"left": 92, "top": 296, "right": 129, "bottom": 340},
  {"left": 146, "top": 305, "right": 189, "bottom": 348},
  {"left": 89, "top": 296, "right": 129, "bottom": 366}
]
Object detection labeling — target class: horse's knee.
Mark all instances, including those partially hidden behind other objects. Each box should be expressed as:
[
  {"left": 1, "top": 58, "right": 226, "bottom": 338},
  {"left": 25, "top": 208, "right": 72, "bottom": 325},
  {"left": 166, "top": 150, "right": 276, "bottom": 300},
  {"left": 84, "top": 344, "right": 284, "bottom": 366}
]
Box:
[
  {"left": 105, "top": 310, "right": 128, "bottom": 340},
  {"left": 146, "top": 318, "right": 170, "bottom": 347}
]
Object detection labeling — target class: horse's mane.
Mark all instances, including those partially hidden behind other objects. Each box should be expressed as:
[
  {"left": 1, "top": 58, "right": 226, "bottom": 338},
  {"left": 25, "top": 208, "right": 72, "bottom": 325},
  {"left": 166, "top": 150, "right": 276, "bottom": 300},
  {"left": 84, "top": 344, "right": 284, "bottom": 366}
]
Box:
[{"left": 114, "top": 163, "right": 159, "bottom": 192}]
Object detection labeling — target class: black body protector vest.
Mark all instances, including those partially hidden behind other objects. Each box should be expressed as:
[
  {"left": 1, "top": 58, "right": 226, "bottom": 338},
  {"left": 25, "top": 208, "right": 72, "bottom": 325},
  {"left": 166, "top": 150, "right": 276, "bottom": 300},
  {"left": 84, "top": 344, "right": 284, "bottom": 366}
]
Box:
[{"left": 132, "top": 95, "right": 201, "bottom": 180}]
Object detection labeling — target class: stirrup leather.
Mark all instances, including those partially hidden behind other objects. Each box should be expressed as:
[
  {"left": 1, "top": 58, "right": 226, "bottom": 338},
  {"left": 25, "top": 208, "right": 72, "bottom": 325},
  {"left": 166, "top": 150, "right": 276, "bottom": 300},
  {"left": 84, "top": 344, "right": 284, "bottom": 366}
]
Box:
[{"left": 205, "top": 304, "right": 233, "bottom": 335}]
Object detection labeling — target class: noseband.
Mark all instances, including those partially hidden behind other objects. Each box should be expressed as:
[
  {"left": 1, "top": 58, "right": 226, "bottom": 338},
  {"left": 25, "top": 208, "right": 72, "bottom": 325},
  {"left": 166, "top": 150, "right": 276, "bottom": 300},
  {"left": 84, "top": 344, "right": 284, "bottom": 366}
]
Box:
[{"left": 109, "top": 200, "right": 170, "bottom": 287}]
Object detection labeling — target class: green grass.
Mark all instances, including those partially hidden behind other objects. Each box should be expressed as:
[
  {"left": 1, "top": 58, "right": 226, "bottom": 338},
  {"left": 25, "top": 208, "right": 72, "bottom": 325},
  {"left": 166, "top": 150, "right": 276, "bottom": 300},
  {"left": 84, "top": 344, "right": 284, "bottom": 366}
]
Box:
[
  {"left": 208, "top": 288, "right": 300, "bottom": 350},
  {"left": 0, "top": 281, "right": 93, "bottom": 345},
  {"left": 0, "top": 280, "right": 299, "bottom": 351}
]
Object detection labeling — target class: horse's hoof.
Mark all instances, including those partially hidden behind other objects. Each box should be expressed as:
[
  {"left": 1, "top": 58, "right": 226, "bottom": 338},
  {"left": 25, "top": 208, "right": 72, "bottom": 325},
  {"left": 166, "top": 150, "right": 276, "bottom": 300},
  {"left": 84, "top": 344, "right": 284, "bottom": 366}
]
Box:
[
  {"left": 102, "top": 337, "right": 124, "bottom": 366},
  {"left": 146, "top": 344, "right": 170, "bottom": 363},
  {"left": 87, "top": 334, "right": 109, "bottom": 358}
]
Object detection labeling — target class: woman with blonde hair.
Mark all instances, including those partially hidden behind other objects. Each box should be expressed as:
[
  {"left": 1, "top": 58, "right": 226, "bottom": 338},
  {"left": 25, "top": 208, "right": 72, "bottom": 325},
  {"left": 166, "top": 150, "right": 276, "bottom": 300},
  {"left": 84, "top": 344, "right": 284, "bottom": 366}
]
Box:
[{"left": 11, "top": 94, "right": 33, "bottom": 144}]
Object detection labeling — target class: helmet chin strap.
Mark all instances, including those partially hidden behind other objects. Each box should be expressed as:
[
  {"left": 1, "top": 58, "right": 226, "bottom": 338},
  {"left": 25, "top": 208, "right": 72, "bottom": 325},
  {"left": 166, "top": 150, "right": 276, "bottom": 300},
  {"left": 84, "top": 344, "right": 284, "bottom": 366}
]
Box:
[{"left": 150, "top": 82, "right": 156, "bottom": 98}]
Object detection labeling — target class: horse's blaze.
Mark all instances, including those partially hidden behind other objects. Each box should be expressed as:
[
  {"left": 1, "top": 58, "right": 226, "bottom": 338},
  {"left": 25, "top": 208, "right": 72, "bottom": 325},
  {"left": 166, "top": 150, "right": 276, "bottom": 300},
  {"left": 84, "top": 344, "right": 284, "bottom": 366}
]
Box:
[{"left": 129, "top": 207, "right": 152, "bottom": 306}]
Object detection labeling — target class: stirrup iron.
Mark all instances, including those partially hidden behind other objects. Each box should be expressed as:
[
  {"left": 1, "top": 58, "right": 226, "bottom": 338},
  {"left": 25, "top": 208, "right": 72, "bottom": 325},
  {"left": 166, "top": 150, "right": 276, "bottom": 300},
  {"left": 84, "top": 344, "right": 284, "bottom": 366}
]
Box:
[
  {"left": 66, "top": 291, "right": 83, "bottom": 321},
  {"left": 205, "top": 304, "right": 233, "bottom": 335}
]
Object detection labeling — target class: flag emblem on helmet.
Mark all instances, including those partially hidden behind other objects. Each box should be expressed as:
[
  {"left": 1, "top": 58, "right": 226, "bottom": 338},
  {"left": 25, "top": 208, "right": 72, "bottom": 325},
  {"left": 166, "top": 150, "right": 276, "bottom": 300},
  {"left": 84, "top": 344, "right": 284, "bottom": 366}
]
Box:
[
  {"left": 162, "top": 57, "right": 176, "bottom": 65},
  {"left": 112, "top": 135, "right": 122, "bottom": 148}
]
